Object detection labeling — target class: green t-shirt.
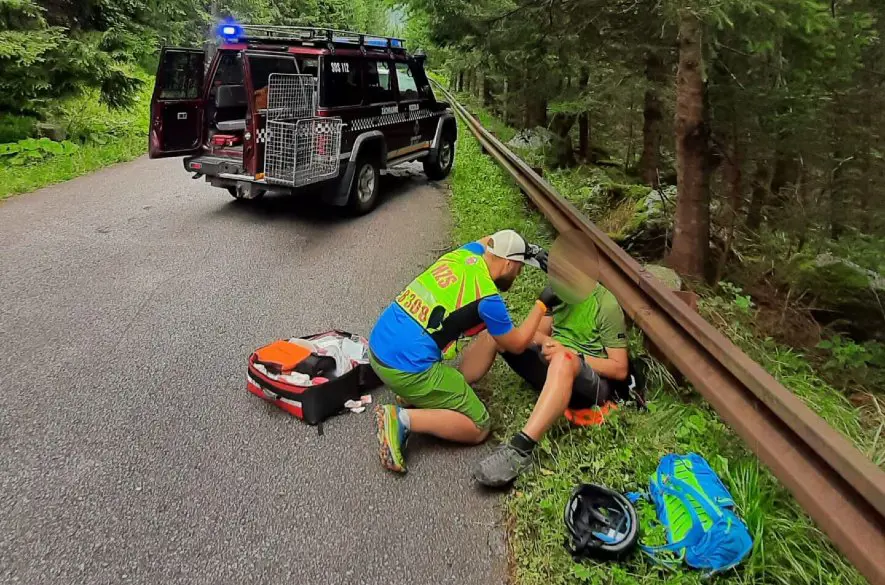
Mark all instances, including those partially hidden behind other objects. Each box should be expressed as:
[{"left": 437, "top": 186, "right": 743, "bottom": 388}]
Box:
[{"left": 550, "top": 285, "right": 627, "bottom": 358}]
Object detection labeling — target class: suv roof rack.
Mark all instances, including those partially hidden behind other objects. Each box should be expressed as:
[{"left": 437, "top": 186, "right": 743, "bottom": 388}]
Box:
[{"left": 231, "top": 25, "right": 407, "bottom": 51}]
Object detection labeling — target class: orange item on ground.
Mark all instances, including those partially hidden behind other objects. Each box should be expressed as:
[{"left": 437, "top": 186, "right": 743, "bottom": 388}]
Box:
[
  {"left": 565, "top": 401, "right": 618, "bottom": 427},
  {"left": 253, "top": 340, "right": 311, "bottom": 374}
]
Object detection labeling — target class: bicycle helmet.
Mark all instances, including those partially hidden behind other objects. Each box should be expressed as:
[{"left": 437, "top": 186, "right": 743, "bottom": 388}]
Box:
[{"left": 564, "top": 483, "right": 639, "bottom": 561}]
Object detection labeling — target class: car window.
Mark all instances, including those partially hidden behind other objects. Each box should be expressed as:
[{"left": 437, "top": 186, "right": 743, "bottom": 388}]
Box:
[
  {"left": 298, "top": 58, "right": 319, "bottom": 78},
  {"left": 365, "top": 60, "right": 396, "bottom": 104},
  {"left": 212, "top": 52, "right": 244, "bottom": 87},
  {"left": 323, "top": 58, "right": 361, "bottom": 107},
  {"left": 395, "top": 62, "right": 418, "bottom": 101},
  {"left": 249, "top": 56, "right": 299, "bottom": 91},
  {"left": 159, "top": 51, "right": 204, "bottom": 100}
]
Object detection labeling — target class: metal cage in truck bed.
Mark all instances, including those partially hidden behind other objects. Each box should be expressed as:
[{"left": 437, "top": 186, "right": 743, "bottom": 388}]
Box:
[{"left": 262, "top": 73, "right": 343, "bottom": 187}]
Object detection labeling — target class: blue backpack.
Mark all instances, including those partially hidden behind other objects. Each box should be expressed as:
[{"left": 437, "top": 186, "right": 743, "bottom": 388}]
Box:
[{"left": 628, "top": 453, "right": 753, "bottom": 575}]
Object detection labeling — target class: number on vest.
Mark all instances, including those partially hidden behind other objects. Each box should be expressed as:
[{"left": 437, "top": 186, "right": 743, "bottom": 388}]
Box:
[{"left": 397, "top": 289, "right": 430, "bottom": 322}]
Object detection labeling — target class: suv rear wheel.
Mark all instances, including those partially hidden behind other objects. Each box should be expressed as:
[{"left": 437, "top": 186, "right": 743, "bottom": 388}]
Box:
[
  {"left": 347, "top": 157, "right": 380, "bottom": 215},
  {"left": 423, "top": 135, "right": 455, "bottom": 180}
]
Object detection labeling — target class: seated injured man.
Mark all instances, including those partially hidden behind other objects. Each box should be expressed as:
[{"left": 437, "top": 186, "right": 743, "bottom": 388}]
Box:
[{"left": 461, "top": 245, "right": 630, "bottom": 487}]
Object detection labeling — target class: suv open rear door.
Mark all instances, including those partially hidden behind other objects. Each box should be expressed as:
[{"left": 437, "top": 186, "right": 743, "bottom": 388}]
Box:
[{"left": 149, "top": 48, "right": 205, "bottom": 158}]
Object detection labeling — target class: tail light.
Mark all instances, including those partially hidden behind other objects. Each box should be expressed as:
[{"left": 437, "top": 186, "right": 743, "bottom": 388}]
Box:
[
  {"left": 317, "top": 134, "right": 328, "bottom": 156},
  {"left": 212, "top": 134, "right": 242, "bottom": 147}
]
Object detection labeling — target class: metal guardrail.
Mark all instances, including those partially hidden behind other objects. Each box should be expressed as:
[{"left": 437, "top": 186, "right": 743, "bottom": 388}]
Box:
[{"left": 432, "top": 81, "right": 885, "bottom": 584}]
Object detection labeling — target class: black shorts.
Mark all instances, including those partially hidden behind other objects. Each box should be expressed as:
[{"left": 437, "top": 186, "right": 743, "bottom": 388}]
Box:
[{"left": 501, "top": 344, "right": 612, "bottom": 409}]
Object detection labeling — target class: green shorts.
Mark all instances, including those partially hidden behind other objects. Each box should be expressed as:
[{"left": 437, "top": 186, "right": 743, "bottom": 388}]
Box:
[{"left": 369, "top": 354, "right": 490, "bottom": 430}]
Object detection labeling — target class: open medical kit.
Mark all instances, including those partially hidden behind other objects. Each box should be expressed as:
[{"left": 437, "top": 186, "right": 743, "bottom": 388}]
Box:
[{"left": 246, "top": 330, "right": 381, "bottom": 425}]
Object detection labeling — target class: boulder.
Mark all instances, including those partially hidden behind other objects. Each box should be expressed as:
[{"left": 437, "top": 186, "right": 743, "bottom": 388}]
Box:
[
  {"left": 795, "top": 253, "right": 885, "bottom": 339},
  {"left": 35, "top": 122, "right": 66, "bottom": 142},
  {"left": 506, "top": 127, "right": 553, "bottom": 150},
  {"left": 644, "top": 264, "right": 682, "bottom": 291},
  {"left": 643, "top": 185, "right": 676, "bottom": 218}
]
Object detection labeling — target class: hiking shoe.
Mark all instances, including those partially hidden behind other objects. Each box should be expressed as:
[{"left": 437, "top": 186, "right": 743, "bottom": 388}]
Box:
[
  {"left": 374, "top": 404, "right": 409, "bottom": 473},
  {"left": 472, "top": 444, "right": 533, "bottom": 487}
]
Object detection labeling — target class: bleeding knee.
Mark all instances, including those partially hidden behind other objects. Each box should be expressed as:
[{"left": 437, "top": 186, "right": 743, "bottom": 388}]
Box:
[{"left": 549, "top": 352, "right": 578, "bottom": 374}]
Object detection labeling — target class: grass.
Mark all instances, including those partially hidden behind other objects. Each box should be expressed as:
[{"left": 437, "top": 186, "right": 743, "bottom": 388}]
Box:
[
  {"left": 0, "top": 134, "right": 147, "bottom": 199},
  {"left": 0, "top": 78, "right": 151, "bottom": 201},
  {"left": 448, "top": 107, "right": 874, "bottom": 584}
]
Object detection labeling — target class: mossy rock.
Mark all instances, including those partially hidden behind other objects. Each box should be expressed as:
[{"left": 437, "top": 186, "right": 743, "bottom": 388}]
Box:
[
  {"left": 796, "top": 254, "right": 882, "bottom": 304},
  {"left": 795, "top": 253, "right": 885, "bottom": 338},
  {"left": 625, "top": 184, "right": 653, "bottom": 200},
  {"left": 644, "top": 264, "right": 682, "bottom": 290},
  {"left": 594, "top": 182, "right": 652, "bottom": 205}
]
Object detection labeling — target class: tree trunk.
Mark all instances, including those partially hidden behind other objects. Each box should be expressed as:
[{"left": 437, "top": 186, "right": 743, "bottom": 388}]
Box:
[
  {"left": 527, "top": 95, "right": 548, "bottom": 128},
  {"left": 482, "top": 71, "right": 493, "bottom": 108},
  {"left": 577, "top": 66, "right": 590, "bottom": 160},
  {"left": 829, "top": 147, "right": 846, "bottom": 240},
  {"left": 625, "top": 93, "right": 636, "bottom": 172},
  {"left": 578, "top": 112, "right": 590, "bottom": 160},
  {"left": 668, "top": 12, "right": 710, "bottom": 280},
  {"left": 770, "top": 153, "right": 798, "bottom": 198},
  {"left": 503, "top": 77, "right": 511, "bottom": 125},
  {"left": 205, "top": 0, "right": 219, "bottom": 63},
  {"left": 794, "top": 168, "right": 809, "bottom": 253},
  {"left": 457, "top": 70, "right": 464, "bottom": 92},
  {"left": 521, "top": 67, "right": 530, "bottom": 129},
  {"left": 714, "top": 143, "right": 742, "bottom": 285},
  {"left": 746, "top": 162, "right": 770, "bottom": 231},
  {"left": 860, "top": 153, "right": 873, "bottom": 232},
  {"left": 639, "top": 52, "right": 666, "bottom": 188},
  {"left": 548, "top": 113, "right": 578, "bottom": 168}
]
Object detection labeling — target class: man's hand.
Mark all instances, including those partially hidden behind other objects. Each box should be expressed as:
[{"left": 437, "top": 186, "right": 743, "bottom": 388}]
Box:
[
  {"left": 538, "top": 285, "right": 562, "bottom": 312},
  {"left": 540, "top": 338, "right": 573, "bottom": 362}
]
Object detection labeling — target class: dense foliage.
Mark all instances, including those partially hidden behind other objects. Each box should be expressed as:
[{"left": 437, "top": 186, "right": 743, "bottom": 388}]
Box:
[
  {"left": 1, "top": 0, "right": 389, "bottom": 115},
  {"left": 401, "top": 0, "right": 885, "bottom": 299}
]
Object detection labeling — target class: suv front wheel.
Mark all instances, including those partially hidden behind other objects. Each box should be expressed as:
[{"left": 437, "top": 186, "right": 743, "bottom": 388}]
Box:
[
  {"left": 347, "top": 157, "right": 380, "bottom": 215},
  {"left": 423, "top": 135, "right": 455, "bottom": 180}
]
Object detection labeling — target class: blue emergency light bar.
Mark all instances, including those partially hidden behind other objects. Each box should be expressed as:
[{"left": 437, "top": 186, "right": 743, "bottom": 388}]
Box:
[
  {"left": 217, "top": 21, "right": 244, "bottom": 42},
  {"left": 227, "top": 24, "right": 406, "bottom": 51}
]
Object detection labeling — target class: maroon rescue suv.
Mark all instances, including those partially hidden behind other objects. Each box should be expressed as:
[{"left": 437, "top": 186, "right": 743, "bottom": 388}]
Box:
[{"left": 149, "top": 26, "right": 457, "bottom": 215}]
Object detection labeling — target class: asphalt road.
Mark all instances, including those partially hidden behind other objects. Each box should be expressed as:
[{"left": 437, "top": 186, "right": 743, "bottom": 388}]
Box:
[{"left": 0, "top": 158, "right": 506, "bottom": 585}]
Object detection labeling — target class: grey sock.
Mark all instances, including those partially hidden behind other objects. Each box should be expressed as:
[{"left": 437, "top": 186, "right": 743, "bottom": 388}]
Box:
[{"left": 509, "top": 431, "right": 536, "bottom": 455}]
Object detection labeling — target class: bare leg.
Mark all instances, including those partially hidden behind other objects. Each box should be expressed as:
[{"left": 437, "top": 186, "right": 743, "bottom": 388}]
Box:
[
  {"left": 407, "top": 409, "right": 490, "bottom": 444},
  {"left": 522, "top": 352, "right": 580, "bottom": 441},
  {"left": 458, "top": 331, "right": 500, "bottom": 384}
]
